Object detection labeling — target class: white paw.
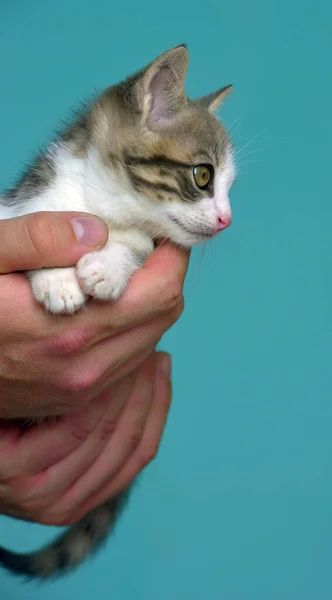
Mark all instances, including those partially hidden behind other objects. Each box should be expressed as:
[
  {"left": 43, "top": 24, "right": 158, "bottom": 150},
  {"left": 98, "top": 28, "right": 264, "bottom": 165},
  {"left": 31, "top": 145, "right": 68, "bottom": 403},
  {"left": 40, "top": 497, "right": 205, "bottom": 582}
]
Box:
[
  {"left": 29, "top": 268, "right": 86, "bottom": 314},
  {"left": 76, "top": 252, "right": 130, "bottom": 301}
]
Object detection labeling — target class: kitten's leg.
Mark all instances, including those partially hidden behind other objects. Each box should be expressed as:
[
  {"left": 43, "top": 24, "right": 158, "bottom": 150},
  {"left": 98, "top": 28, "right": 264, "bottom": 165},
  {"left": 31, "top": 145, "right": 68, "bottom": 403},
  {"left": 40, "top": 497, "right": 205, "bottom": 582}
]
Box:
[
  {"left": 28, "top": 267, "right": 86, "bottom": 314},
  {"left": 76, "top": 230, "right": 154, "bottom": 301}
]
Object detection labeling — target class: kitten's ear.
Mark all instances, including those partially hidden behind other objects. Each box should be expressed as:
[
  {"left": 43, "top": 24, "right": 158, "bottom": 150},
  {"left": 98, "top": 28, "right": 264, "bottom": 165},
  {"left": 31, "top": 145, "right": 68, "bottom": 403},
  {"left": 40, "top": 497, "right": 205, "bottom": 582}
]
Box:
[
  {"left": 198, "top": 85, "right": 233, "bottom": 113},
  {"left": 139, "top": 45, "right": 189, "bottom": 124}
]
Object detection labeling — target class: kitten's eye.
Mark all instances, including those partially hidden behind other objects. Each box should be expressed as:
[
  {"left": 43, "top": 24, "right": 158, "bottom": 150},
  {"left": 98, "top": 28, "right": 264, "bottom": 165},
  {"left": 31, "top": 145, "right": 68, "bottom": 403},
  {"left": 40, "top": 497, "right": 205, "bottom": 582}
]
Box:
[{"left": 193, "top": 165, "right": 213, "bottom": 189}]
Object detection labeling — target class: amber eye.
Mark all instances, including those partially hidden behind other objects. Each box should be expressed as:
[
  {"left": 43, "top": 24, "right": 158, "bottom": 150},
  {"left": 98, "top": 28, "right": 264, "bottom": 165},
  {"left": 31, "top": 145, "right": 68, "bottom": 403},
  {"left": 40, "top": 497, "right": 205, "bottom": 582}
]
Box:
[{"left": 193, "top": 164, "right": 213, "bottom": 189}]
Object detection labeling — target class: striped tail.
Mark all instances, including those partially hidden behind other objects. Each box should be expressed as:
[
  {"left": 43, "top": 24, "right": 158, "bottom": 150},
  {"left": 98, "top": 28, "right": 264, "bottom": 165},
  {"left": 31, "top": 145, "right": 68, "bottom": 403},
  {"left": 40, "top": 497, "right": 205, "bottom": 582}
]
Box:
[{"left": 0, "top": 490, "right": 129, "bottom": 580}]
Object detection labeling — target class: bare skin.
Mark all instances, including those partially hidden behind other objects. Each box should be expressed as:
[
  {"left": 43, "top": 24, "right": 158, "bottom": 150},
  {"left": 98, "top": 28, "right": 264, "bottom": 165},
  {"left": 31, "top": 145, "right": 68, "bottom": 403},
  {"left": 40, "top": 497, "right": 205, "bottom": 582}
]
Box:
[{"left": 0, "top": 211, "right": 189, "bottom": 524}]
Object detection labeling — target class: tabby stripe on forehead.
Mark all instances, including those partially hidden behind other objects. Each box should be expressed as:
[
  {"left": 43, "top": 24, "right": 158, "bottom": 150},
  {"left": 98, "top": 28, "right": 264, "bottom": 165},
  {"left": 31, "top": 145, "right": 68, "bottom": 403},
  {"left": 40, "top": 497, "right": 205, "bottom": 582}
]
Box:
[
  {"left": 125, "top": 154, "right": 194, "bottom": 170},
  {"left": 128, "top": 172, "right": 183, "bottom": 198}
]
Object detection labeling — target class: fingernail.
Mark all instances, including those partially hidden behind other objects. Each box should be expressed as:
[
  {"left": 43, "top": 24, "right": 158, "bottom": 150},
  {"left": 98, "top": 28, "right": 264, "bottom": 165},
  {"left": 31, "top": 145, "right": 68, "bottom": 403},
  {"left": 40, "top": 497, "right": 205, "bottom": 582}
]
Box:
[
  {"left": 71, "top": 217, "right": 108, "bottom": 247},
  {"left": 158, "top": 353, "right": 172, "bottom": 380}
]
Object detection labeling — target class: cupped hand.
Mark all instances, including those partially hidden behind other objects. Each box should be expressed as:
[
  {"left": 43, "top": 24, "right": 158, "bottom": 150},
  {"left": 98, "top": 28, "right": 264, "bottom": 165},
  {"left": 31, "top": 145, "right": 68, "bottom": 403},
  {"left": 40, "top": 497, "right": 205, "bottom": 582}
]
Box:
[
  {"left": 0, "top": 351, "right": 171, "bottom": 526},
  {"left": 0, "top": 211, "right": 189, "bottom": 418}
]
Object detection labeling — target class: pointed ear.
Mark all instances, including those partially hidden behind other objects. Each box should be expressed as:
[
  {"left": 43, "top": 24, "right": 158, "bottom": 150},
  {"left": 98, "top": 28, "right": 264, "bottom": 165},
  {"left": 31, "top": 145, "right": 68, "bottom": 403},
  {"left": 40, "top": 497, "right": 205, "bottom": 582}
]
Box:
[
  {"left": 139, "top": 45, "right": 189, "bottom": 124},
  {"left": 198, "top": 84, "right": 233, "bottom": 113}
]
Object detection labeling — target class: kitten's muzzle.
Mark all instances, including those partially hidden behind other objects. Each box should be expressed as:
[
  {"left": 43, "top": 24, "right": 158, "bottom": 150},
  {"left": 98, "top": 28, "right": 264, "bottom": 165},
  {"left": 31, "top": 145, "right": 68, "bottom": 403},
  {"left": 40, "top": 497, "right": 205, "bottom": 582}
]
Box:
[{"left": 170, "top": 214, "right": 231, "bottom": 239}]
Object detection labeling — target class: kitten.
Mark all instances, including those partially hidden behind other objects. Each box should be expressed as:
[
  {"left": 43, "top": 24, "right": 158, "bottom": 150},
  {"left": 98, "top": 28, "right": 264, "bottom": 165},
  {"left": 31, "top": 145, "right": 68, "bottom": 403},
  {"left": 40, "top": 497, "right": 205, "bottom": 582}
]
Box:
[
  {"left": 0, "top": 45, "right": 235, "bottom": 579},
  {"left": 0, "top": 44, "right": 234, "bottom": 314}
]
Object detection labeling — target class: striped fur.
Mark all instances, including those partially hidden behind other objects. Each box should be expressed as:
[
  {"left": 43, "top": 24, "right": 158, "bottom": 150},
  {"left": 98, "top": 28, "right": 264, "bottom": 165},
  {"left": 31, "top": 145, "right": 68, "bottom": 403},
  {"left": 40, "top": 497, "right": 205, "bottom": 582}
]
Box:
[{"left": 0, "top": 492, "right": 129, "bottom": 579}]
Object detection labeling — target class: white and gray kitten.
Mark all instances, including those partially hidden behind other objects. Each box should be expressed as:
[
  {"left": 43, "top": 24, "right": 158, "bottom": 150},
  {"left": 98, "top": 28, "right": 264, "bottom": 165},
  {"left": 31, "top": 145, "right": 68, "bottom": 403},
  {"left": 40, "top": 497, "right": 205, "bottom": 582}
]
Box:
[{"left": 0, "top": 45, "right": 235, "bottom": 579}]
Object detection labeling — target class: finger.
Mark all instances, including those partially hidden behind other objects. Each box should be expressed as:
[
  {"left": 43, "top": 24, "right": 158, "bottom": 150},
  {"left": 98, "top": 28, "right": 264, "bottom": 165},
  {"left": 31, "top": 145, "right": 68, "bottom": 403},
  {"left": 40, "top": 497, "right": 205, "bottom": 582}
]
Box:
[
  {"left": 120, "top": 242, "right": 190, "bottom": 323},
  {"left": 0, "top": 285, "right": 181, "bottom": 422},
  {"left": 0, "top": 500, "right": 43, "bottom": 522},
  {"left": 0, "top": 389, "right": 112, "bottom": 479},
  {"left": 49, "top": 352, "right": 158, "bottom": 520},
  {"left": 70, "top": 243, "right": 190, "bottom": 338},
  {"left": 0, "top": 373, "right": 136, "bottom": 509},
  {"left": 0, "top": 212, "right": 108, "bottom": 274},
  {"left": 59, "top": 303, "right": 182, "bottom": 396},
  {"left": 0, "top": 243, "right": 189, "bottom": 348},
  {"left": 69, "top": 352, "right": 172, "bottom": 522},
  {"left": 95, "top": 345, "right": 155, "bottom": 389},
  {"left": 0, "top": 502, "right": 32, "bottom": 520},
  {"left": 146, "top": 241, "right": 190, "bottom": 282}
]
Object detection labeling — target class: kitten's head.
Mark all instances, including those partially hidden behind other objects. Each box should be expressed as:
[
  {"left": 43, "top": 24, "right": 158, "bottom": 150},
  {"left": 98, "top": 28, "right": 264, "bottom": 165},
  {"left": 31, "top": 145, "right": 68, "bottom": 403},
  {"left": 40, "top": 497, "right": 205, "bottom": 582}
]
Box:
[{"left": 94, "top": 45, "right": 235, "bottom": 246}]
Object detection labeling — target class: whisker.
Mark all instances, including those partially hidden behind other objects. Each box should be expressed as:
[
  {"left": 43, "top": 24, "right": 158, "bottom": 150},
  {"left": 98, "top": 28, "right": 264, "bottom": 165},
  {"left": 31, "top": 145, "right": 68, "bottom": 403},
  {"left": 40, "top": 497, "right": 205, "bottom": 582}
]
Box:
[
  {"left": 236, "top": 159, "right": 263, "bottom": 168},
  {"left": 227, "top": 114, "right": 243, "bottom": 135},
  {"left": 234, "top": 130, "right": 267, "bottom": 159},
  {"left": 236, "top": 147, "right": 265, "bottom": 160}
]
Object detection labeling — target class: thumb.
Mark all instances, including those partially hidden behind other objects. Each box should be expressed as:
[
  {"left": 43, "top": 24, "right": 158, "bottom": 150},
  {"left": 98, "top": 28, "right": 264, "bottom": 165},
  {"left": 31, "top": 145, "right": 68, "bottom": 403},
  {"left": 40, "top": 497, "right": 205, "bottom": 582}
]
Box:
[{"left": 0, "top": 211, "right": 108, "bottom": 274}]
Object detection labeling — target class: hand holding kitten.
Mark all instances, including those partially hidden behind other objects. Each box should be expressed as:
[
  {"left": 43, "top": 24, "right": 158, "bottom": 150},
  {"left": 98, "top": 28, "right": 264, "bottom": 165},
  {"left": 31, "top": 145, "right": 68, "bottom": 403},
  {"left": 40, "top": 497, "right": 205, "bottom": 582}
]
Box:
[
  {"left": 0, "top": 211, "right": 187, "bottom": 420},
  {"left": 0, "top": 210, "right": 183, "bottom": 532},
  {"left": 0, "top": 210, "right": 184, "bottom": 525},
  {"left": 0, "top": 351, "right": 171, "bottom": 527}
]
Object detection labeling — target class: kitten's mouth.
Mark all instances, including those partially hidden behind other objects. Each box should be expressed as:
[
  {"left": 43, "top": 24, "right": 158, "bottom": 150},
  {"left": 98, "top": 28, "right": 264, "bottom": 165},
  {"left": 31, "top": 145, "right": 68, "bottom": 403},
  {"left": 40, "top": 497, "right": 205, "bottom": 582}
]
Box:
[{"left": 169, "top": 216, "right": 216, "bottom": 239}]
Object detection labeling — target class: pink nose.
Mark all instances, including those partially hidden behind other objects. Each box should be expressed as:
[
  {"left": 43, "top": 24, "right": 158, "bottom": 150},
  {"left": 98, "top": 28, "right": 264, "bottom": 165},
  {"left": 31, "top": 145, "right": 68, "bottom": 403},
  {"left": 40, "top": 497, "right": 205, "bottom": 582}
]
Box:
[{"left": 217, "top": 215, "right": 232, "bottom": 231}]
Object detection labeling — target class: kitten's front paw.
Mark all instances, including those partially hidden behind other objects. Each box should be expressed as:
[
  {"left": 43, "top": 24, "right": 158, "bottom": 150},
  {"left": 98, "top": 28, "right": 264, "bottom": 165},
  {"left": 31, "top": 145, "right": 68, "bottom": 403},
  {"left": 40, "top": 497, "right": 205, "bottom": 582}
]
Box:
[
  {"left": 29, "top": 268, "right": 86, "bottom": 314},
  {"left": 76, "top": 252, "right": 130, "bottom": 301}
]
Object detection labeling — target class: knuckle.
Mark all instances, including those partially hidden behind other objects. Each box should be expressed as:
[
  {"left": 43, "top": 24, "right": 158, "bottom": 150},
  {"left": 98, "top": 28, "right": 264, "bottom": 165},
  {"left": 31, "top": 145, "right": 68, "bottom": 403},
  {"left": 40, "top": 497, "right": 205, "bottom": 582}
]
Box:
[
  {"left": 158, "top": 277, "right": 183, "bottom": 313},
  {"left": 7, "top": 477, "right": 50, "bottom": 510},
  {"left": 139, "top": 442, "right": 158, "bottom": 468},
  {"left": 16, "top": 495, "right": 52, "bottom": 518},
  {"left": 47, "top": 327, "right": 95, "bottom": 356},
  {"left": 68, "top": 414, "right": 95, "bottom": 442},
  {"left": 38, "top": 508, "right": 72, "bottom": 527},
  {"left": 99, "top": 417, "right": 118, "bottom": 441},
  {"left": 18, "top": 499, "right": 45, "bottom": 515},
  {"left": 11, "top": 483, "right": 38, "bottom": 506},
  {"left": 131, "top": 391, "right": 149, "bottom": 411},
  {"left": 56, "top": 366, "right": 100, "bottom": 394},
  {"left": 0, "top": 478, "right": 53, "bottom": 520},
  {"left": 26, "top": 213, "right": 57, "bottom": 261},
  {"left": 128, "top": 427, "right": 144, "bottom": 454},
  {"left": 159, "top": 388, "right": 172, "bottom": 412},
  {"left": 167, "top": 297, "right": 185, "bottom": 325}
]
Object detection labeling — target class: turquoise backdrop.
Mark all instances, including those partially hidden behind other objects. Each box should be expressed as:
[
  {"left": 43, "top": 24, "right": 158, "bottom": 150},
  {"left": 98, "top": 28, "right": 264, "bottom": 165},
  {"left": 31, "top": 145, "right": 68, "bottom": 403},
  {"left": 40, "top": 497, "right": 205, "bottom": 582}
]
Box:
[{"left": 1, "top": 0, "right": 331, "bottom": 598}]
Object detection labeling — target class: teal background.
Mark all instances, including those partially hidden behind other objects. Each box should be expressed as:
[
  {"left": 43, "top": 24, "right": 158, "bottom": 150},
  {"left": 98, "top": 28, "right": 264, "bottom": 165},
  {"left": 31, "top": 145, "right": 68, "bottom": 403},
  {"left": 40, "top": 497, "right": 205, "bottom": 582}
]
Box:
[{"left": 1, "top": 0, "right": 331, "bottom": 598}]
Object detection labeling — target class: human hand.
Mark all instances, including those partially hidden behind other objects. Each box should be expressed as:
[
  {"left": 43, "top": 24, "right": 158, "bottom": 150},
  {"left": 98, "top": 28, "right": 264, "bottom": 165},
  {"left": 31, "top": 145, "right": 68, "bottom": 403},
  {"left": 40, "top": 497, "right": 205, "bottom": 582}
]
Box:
[
  {"left": 0, "top": 212, "right": 189, "bottom": 419},
  {"left": 0, "top": 351, "right": 171, "bottom": 525}
]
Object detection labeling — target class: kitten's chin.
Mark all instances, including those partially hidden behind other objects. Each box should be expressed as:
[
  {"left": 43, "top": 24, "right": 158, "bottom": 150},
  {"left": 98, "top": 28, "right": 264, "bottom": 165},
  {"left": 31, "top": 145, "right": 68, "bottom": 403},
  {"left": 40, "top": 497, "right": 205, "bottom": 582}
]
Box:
[
  {"left": 169, "top": 229, "right": 218, "bottom": 248},
  {"left": 167, "top": 217, "right": 218, "bottom": 247}
]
